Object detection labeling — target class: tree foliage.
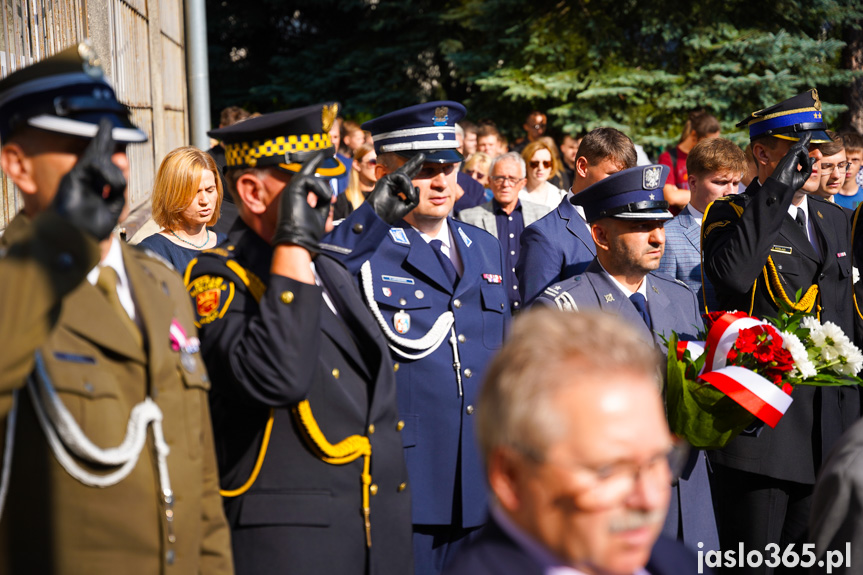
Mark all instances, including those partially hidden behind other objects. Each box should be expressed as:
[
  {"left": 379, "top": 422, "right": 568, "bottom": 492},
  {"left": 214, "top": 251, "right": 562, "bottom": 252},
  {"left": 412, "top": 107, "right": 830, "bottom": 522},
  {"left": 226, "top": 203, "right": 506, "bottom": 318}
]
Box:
[{"left": 207, "top": 0, "right": 863, "bottom": 153}]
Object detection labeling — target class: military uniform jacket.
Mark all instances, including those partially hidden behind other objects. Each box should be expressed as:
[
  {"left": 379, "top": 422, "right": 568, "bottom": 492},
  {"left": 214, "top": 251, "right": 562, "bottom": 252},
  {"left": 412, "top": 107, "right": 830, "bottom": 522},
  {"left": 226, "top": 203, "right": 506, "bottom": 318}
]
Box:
[
  {"left": 186, "top": 220, "right": 413, "bottom": 575},
  {"left": 535, "top": 260, "right": 719, "bottom": 553},
  {"left": 702, "top": 179, "right": 860, "bottom": 484},
  {"left": 0, "top": 212, "right": 233, "bottom": 575},
  {"left": 515, "top": 197, "right": 596, "bottom": 306},
  {"left": 323, "top": 204, "right": 511, "bottom": 528}
]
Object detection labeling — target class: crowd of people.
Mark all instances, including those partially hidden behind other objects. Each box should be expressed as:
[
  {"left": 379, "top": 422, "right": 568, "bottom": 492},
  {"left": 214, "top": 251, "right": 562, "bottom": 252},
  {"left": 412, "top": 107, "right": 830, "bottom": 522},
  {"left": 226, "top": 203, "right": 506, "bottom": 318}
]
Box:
[{"left": 4, "top": 41, "right": 863, "bottom": 575}]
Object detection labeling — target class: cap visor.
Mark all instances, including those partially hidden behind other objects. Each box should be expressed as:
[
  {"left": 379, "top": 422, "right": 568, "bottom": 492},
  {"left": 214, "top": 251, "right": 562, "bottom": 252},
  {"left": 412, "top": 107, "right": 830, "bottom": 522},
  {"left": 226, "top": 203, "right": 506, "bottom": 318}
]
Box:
[
  {"left": 612, "top": 210, "right": 674, "bottom": 221},
  {"left": 277, "top": 155, "right": 346, "bottom": 178},
  {"left": 773, "top": 130, "right": 832, "bottom": 145},
  {"left": 396, "top": 148, "right": 464, "bottom": 164},
  {"left": 27, "top": 114, "right": 147, "bottom": 143}
]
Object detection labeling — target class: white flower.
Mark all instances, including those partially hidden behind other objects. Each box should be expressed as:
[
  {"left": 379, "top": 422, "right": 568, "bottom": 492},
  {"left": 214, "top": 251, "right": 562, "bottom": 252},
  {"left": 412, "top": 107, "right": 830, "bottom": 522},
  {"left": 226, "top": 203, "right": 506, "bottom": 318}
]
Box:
[
  {"left": 815, "top": 322, "right": 852, "bottom": 362},
  {"left": 781, "top": 331, "right": 817, "bottom": 379},
  {"left": 801, "top": 315, "right": 822, "bottom": 333},
  {"left": 832, "top": 339, "right": 863, "bottom": 377}
]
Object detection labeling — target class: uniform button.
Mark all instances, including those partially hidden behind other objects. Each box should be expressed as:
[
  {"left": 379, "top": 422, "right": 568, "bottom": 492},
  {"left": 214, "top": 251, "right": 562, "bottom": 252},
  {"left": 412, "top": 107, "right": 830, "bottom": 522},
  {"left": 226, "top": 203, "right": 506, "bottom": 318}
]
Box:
[
  {"left": 415, "top": 290, "right": 424, "bottom": 299},
  {"left": 397, "top": 420, "right": 405, "bottom": 431},
  {"left": 399, "top": 298, "right": 407, "bottom": 306},
  {"left": 370, "top": 484, "right": 378, "bottom": 496},
  {"left": 512, "top": 285, "right": 518, "bottom": 290},
  {"left": 466, "top": 405, "right": 475, "bottom": 415},
  {"left": 512, "top": 267, "right": 516, "bottom": 273},
  {"left": 508, "top": 216, "right": 513, "bottom": 221},
  {"left": 500, "top": 303, "right": 505, "bottom": 310},
  {"left": 509, "top": 233, "right": 514, "bottom": 238},
  {"left": 368, "top": 424, "right": 375, "bottom": 434},
  {"left": 84, "top": 382, "right": 94, "bottom": 393},
  {"left": 332, "top": 368, "right": 340, "bottom": 379},
  {"left": 820, "top": 273, "right": 825, "bottom": 279},
  {"left": 514, "top": 302, "right": 519, "bottom": 308},
  {"left": 453, "top": 299, "right": 462, "bottom": 308},
  {"left": 353, "top": 223, "right": 364, "bottom": 233},
  {"left": 280, "top": 291, "right": 294, "bottom": 304},
  {"left": 457, "top": 334, "right": 466, "bottom": 343},
  {"left": 464, "top": 368, "right": 473, "bottom": 378},
  {"left": 398, "top": 482, "right": 407, "bottom": 492},
  {"left": 510, "top": 250, "right": 515, "bottom": 256},
  {"left": 393, "top": 363, "right": 400, "bottom": 372}
]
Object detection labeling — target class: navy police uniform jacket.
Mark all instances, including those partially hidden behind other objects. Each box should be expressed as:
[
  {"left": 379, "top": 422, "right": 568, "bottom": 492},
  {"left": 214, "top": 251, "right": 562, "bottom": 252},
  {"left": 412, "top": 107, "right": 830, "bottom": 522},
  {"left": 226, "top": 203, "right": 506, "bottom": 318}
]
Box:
[
  {"left": 702, "top": 180, "right": 860, "bottom": 484},
  {"left": 535, "top": 259, "right": 719, "bottom": 553},
  {"left": 186, "top": 220, "right": 413, "bottom": 575},
  {"left": 515, "top": 196, "right": 596, "bottom": 306},
  {"left": 323, "top": 204, "right": 511, "bottom": 528}
]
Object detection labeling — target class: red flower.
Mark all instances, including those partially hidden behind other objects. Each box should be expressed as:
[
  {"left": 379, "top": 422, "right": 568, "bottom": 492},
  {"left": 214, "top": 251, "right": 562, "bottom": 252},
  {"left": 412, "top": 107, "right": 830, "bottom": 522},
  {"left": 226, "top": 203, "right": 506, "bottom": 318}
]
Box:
[
  {"left": 736, "top": 329, "right": 758, "bottom": 354},
  {"left": 703, "top": 311, "right": 727, "bottom": 330}
]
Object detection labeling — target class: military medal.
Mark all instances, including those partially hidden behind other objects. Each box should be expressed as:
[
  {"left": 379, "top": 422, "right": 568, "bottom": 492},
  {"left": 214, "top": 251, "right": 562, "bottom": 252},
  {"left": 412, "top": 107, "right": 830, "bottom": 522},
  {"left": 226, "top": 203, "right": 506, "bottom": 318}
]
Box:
[{"left": 393, "top": 310, "right": 411, "bottom": 334}]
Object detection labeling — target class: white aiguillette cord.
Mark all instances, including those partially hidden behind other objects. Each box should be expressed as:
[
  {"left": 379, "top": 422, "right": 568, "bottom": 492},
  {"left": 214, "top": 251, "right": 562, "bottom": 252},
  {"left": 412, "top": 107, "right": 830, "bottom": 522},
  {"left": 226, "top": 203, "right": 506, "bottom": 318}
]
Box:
[{"left": 0, "top": 352, "right": 173, "bottom": 534}]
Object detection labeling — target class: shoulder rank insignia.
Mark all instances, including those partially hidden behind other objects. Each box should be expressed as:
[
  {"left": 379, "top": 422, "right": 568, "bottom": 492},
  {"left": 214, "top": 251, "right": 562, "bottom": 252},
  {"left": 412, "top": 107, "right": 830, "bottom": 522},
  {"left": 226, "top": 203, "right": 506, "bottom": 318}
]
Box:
[
  {"left": 604, "top": 293, "right": 615, "bottom": 303},
  {"left": 389, "top": 228, "right": 410, "bottom": 246},
  {"left": 187, "top": 275, "right": 234, "bottom": 326},
  {"left": 704, "top": 220, "right": 731, "bottom": 237},
  {"left": 458, "top": 227, "right": 472, "bottom": 247}
]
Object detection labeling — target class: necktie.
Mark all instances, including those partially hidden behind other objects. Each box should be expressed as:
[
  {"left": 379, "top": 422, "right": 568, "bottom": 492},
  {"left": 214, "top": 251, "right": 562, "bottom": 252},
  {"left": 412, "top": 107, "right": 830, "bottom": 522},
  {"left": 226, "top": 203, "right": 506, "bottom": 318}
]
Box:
[
  {"left": 796, "top": 207, "right": 806, "bottom": 230},
  {"left": 97, "top": 266, "right": 143, "bottom": 347},
  {"left": 629, "top": 292, "right": 653, "bottom": 331},
  {"left": 430, "top": 239, "right": 458, "bottom": 287}
]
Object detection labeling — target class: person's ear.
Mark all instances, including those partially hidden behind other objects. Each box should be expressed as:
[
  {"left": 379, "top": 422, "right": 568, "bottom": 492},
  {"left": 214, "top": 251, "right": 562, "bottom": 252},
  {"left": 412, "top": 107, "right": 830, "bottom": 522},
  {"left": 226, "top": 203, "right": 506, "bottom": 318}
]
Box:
[
  {"left": 236, "top": 172, "right": 269, "bottom": 215},
  {"left": 0, "top": 143, "right": 37, "bottom": 195},
  {"left": 375, "top": 163, "right": 391, "bottom": 180},
  {"left": 591, "top": 221, "right": 611, "bottom": 252},
  {"left": 688, "top": 174, "right": 698, "bottom": 192},
  {"left": 752, "top": 142, "right": 771, "bottom": 167},
  {"left": 487, "top": 448, "right": 524, "bottom": 513},
  {"left": 575, "top": 156, "right": 590, "bottom": 179}
]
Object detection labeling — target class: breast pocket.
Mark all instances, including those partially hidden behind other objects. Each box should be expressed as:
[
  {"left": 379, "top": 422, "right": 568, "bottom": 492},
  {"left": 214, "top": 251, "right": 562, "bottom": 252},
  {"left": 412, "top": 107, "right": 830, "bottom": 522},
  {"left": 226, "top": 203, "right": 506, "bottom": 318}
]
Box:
[
  {"left": 180, "top": 358, "right": 211, "bottom": 461},
  {"left": 372, "top": 282, "right": 432, "bottom": 337},
  {"left": 480, "top": 284, "right": 506, "bottom": 349}
]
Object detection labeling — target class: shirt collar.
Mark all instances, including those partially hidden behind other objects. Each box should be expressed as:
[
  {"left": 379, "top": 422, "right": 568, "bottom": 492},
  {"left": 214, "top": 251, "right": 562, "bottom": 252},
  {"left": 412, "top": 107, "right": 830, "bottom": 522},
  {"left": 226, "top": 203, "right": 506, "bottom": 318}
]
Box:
[
  {"left": 788, "top": 195, "right": 810, "bottom": 220},
  {"left": 493, "top": 198, "right": 521, "bottom": 214},
  {"left": 415, "top": 218, "right": 452, "bottom": 249},
  {"left": 685, "top": 203, "right": 703, "bottom": 225},
  {"left": 86, "top": 236, "right": 128, "bottom": 289}
]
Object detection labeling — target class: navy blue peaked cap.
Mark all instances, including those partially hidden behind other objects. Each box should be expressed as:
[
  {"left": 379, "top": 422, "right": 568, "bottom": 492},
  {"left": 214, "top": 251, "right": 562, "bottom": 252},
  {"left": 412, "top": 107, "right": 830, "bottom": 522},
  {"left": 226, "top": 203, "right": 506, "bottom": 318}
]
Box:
[
  {"left": 363, "top": 101, "right": 465, "bottom": 164},
  {"left": 736, "top": 89, "right": 831, "bottom": 144},
  {"left": 0, "top": 41, "right": 146, "bottom": 143},
  {"left": 572, "top": 164, "right": 673, "bottom": 223}
]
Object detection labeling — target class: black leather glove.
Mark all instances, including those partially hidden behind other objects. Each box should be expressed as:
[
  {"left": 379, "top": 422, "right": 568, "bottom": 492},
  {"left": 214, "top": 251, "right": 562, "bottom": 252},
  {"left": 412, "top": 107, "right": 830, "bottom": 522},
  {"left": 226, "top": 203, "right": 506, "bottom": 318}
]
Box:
[
  {"left": 768, "top": 132, "right": 815, "bottom": 192},
  {"left": 365, "top": 153, "right": 424, "bottom": 225},
  {"left": 52, "top": 119, "right": 127, "bottom": 240},
  {"left": 271, "top": 151, "right": 333, "bottom": 252}
]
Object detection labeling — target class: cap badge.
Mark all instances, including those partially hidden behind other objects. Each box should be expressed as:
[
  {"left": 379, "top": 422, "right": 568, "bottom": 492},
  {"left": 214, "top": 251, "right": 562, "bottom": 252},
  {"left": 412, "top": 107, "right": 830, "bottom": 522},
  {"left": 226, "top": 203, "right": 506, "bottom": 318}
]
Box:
[
  {"left": 78, "top": 41, "right": 103, "bottom": 79},
  {"left": 321, "top": 103, "right": 338, "bottom": 133},
  {"left": 649, "top": 193, "right": 656, "bottom": 200},
  {"left": 643, "top": 166, "right": 661, "bottom": 190},
  {"left": 812, "top": 89, "right": 822, "bottom": 111},
  {"left": 433, "top": 106, "right": 449, "bottom": 127}
]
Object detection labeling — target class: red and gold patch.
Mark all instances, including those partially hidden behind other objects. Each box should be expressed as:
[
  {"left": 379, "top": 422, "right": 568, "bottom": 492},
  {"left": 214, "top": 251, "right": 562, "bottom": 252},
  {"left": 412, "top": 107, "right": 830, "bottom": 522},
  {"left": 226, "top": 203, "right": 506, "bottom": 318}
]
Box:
[{"left": 187, "top": 275, "right": 234, "bottom": 326}]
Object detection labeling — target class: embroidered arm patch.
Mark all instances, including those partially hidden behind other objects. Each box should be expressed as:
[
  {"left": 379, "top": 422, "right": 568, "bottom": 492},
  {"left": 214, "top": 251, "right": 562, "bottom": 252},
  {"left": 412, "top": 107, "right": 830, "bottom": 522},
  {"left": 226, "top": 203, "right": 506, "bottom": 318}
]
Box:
[{"left": 188, "top": 275, "right": 235, "bottom": 326}]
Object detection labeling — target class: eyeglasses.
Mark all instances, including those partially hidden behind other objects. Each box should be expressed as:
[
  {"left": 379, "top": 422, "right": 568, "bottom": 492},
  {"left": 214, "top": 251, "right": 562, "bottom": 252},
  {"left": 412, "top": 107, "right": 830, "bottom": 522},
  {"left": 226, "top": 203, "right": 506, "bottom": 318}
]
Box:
[
  {"left": 531, "top": 123, "right": 547, "bottom": 131},
  {"left": 465, "top": 169, "right": 486, "bottom": 180},
  {"left": 537, "top": 442, "right": 689, "bottom": 511},
  {"left": 820, "top": 161, "right": 850, "bottom": 174},
  {"left": 530, "top": 160, "right": 552, "bottom": 169},
  {"left": 492, "top": 175, "right": 525, "bottom": 185}
]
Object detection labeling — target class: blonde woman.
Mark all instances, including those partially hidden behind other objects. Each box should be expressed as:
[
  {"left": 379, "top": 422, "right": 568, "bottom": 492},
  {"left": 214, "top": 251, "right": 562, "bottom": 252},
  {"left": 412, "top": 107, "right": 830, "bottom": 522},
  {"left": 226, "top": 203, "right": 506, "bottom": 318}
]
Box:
[
  {"left": 138, "top": 146, "right": 225, "bottom": 271},
  {"left": 333, "top": 143, "right": 377, "bottom": 220},
  {"left": 520, "top": 138, "right": 566, "bottom": 209}
]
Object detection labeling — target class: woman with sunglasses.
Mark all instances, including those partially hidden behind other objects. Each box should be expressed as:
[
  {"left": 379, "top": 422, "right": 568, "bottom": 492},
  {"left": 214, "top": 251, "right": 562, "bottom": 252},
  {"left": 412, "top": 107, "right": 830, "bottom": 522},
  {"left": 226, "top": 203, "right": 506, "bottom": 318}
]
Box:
[
  {"left": 520, "top": 138, "right": 566, "bottom": 209},
  {"left": 462, "top": 151, "right": 492, "bottom": 188},
  {"left": 334, "top": 143, "right": 378, "bottom": 220}
]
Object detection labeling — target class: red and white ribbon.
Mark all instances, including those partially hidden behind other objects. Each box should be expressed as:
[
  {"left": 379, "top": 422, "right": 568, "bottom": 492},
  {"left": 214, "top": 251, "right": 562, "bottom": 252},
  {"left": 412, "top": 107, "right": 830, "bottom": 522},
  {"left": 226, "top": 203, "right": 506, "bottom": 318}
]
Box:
[
  {"left": 169, "top": 319, "right": 200, "bottom": 353},
  {"left": 675, "top": 312, "right": 793, "bottom": 428}
]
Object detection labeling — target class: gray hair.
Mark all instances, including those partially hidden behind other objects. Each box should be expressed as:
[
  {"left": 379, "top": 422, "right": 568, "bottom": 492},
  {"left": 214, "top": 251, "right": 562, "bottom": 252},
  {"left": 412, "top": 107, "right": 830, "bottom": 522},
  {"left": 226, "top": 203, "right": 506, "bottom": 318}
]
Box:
[
  {"left": 490, "top": 151, "right": 526, "bottom": 179},
  {"left": 476, "top": 308, "right": 659, "bottom": 464}
]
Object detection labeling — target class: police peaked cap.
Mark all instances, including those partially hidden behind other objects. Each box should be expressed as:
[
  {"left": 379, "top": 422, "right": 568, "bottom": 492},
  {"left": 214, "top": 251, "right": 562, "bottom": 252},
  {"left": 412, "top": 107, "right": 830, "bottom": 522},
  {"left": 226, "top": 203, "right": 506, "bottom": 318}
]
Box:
[
  {"left": 209, "top": 102, "right": 345, "bottom": 177},
  {"left": 573, "top": 164, "right": 673, "bottom": 223},
  {"left": 736, "top": 89, "right": 831, "bottom": 144},
  {"left": 0, "top": 41, "right": 146, "bottom": 143},
  {"left": 363, "top": 101, "right": 465, "bottom": 164}
]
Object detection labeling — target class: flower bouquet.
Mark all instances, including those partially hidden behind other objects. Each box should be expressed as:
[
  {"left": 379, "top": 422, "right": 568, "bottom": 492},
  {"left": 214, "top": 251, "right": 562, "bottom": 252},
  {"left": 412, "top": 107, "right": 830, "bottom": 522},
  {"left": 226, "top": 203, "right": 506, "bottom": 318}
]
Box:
[{"left": 666, "top": 303, "right": 863, "bottom": 449}]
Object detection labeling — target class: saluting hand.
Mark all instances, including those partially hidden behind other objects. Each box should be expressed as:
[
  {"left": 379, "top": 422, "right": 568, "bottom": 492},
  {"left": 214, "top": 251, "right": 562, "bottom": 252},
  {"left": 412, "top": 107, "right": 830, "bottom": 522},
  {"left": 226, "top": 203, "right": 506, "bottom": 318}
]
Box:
[
  {"left": 52, "top": 119, "right": 127, "bottom": 240},
  {"left": 366, "top": 153, "right": 424, "bottom": 225},
  {"left": 769, "top": 132, "right": 816, "bottom": 192},
  {"left": 271, "top": 151, "right": 333, "bottom": 253}
]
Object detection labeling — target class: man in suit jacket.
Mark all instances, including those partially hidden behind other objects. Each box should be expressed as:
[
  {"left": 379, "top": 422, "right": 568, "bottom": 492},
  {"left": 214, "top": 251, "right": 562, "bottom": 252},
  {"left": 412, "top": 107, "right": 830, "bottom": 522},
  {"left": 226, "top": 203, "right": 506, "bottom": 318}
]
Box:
[
  {"left": 535, "top": 165, "right": 719, "bottom": 554},
  {"left": 458, "top": 152, "right": 550, "bottom": 312},
  {"left": 443, "top": 309, "right": 709, "bottom": 575},
  {"left": 188, "top": 105, "right": 416, "bottom": 574},
  {"left": 323, "top": 101, "right": 511, "bottom": 575},
  {"left": 0, "top": 43, "right": 233, "bottom": 574},
  {"left": 658, "top": 137, "right": 747, "bottom": 313},
  {"left": 516, "top": 127, "right": 637, "bottom": 305},
  {"left": 702, "top": 90, "right": 860, "bottom": 574}
]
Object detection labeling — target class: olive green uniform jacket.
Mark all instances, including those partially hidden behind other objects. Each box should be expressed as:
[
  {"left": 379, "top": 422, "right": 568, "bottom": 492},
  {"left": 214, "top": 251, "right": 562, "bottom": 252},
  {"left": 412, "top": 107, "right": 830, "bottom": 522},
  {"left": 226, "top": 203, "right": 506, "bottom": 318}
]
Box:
[{"left": 0, "top": 212, "right": 233, "bottom": 574}]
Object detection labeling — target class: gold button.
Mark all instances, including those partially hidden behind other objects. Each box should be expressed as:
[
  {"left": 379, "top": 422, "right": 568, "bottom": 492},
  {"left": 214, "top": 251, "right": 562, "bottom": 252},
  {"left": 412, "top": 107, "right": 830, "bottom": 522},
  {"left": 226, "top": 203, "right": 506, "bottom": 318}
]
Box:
[
  {"left": 457, "top": 334, "right": 466, "bottom": 343},
  {"left": 464, "top": 368, "right": 473, "bottom": 378},
  {"left": 397, "top": 420, "right": 405, "bottom": 431},
  {"left": 370, "top": 484, "right": 378, "bottom": 496},
  {"left": 393, "top": 363, "right": 400, "bottom": 372},
  {"left": 332, "top": 368, "right": 340, "bottom": 379},
  {"left": 453, "top": 299, "right": 462, "bottom": 309},
  {"left": 368, "top": 424, "right": 375, "bottom": 434},
  {"left": 280, "top": 291, "right": 294, "bottom": 304},
  {"left": 398, "top": 482, "right": 407, "bottom": 492},
  {"left": 466, "top": 405, "right": 475, "bottom": 415}
]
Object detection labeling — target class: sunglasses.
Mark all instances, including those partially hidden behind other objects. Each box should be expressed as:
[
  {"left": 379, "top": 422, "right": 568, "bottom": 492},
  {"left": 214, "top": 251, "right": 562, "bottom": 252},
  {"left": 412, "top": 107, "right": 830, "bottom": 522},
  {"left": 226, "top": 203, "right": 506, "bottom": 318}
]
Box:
[
  {"left": 466, "top": 169, "right": 486, "bottom": 179},
  {"left": 361, "top": 158, "right": 377, "bottom": 165},
  {"left": 531, "top": 123, "right": 547, "bottom": 131},
  {"left": 530, "top": 160, "right": 552, "bottom": 169}
]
